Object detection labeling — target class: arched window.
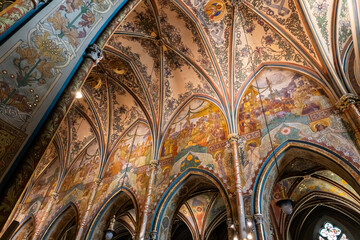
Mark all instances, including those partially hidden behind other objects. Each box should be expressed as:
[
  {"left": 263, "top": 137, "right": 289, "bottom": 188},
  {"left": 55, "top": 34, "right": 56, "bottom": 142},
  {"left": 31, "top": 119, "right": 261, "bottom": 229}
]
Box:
[{"left": 319, "top": 222, "right": 348, "bottom": 240}]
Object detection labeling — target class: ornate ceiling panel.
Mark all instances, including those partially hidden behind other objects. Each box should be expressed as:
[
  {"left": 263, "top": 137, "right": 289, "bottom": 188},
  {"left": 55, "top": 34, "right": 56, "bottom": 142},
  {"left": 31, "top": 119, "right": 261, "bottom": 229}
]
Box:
[
  {"left": 106, "top": 36, "right": 160, "bottom": 119},
  {"left": 302, "top": 0, "right": 334, "bottom": 61},
  {"left": 175, "top": 0, "right": 233, "bottom": 91},
  {"left": 245, "top": 0, "right": 320, "bottom": 65},
  {"left": 117, "top": 0, "right": 159, "bottom": 37},
  {"left": 162, "top": 49, "right": 220, "bottom": 130},
  {"left": 33, "top": 142, "right": 58, "bottom": 181},
  {"left": 233, "top": 7, "right": 311, "bottom": 96},
  {"left": 157, "top": 0, "right": 219, "bottom": 88}
]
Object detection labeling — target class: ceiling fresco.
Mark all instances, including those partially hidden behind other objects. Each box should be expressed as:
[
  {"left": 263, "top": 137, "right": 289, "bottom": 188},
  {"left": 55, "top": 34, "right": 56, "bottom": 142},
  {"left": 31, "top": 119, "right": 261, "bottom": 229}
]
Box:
[
  {"left": 1, "top": 0, "right": 360, "bottom": 235},
  {"left": 0, "top": 0, "right": 356, "bottom": 180},
  {"left": 177, "top": 192, "right": 226, "bottom": 239}
]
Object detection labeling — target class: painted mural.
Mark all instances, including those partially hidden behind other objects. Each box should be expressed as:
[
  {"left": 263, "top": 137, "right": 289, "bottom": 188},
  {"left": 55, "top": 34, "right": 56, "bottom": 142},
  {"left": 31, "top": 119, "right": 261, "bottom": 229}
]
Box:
[
  {"left": 92, "top": 122, "right": 152, "bottom": 215},
  {"left": 238, "top": 68, "right": 360, "bottom": 194},
  {"left": 16, "top": 158, "right": 59, "bottom": 225},
  {"left": 1, "top": 0, "right": 359, "bottom": 237},
  {"left": 156, "top": 99, "right": 234, "bottom": 197}
]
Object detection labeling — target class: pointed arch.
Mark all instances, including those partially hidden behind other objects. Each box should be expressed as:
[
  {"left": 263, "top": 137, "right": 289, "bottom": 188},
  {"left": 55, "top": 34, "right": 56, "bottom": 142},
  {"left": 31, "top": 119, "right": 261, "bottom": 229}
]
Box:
[
  {"left": 9, "top": 215, "right": 35, "bottom": 240},
  {"left": 40, "top": 202, "right": 78, "bottom": 240},
  {"left": 252, "top": 140, "right": 360, "bottom": 240},
  {"left": 84, "top": 187, "right": 139, "bottom": 240},
  {"left": 150, "top": 169, "right": 233, "bottom": 240}
]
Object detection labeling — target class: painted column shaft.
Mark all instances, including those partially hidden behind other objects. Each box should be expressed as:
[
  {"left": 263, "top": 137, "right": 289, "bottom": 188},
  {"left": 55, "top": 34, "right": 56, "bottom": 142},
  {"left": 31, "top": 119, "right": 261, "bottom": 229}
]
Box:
[
  {"left": 349, "top": 103, "right": 360, "bottom": 125},
  {"left": 254, "top": 213, "right": 265, "bottom": 240},
  {"left": 337, "top": 94, "right": 360, "bottom": 140},
  {"left": 229, "top": 136, "right": 247, "bottom": 239},
  {"left": 76, "top": 179, "right": 101, "bottom": 240},
  {"left": 139, "top": 163, "right": 157, "bottom": 240},
  {"left": 32, "top": 192, "right": 58, "bottom": 240}
]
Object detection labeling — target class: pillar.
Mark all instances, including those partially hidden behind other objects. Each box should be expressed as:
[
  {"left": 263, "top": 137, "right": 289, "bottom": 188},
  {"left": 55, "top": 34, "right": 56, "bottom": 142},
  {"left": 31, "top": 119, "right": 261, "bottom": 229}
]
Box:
[
  {"left": 32, "top": 192, "right": 58, "bottom": 240},
  {"left": 336, "top": 94, "right": 360, "bottom": 143},
  {"left": 139, "top": 160, "right": 158, "bottom": 240},
  {"left": 227, "top": 134, "right": 247, "bottom": 240},
  {"left": 254, "top": 214, "right": 265, "bottom": 240},
  {"left": 76, "top": 178, "right": 102, "bottom": 240}
]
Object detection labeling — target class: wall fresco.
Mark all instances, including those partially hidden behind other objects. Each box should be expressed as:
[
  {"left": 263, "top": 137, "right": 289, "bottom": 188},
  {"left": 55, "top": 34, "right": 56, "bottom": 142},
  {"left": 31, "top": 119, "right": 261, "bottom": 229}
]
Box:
[
  {"left": 16, "top": 158, "right": 59, "bottom": 224},
  {"left": 93, "top": 122, "right": 152, "bottom": 214},
  {"left": 0, "top": 0, "right": 34, "bottom": 35},
  {"left": 156, "top": 99, "right": 234, "bottom": 199},
  {"left": 238, "top": 68, "right": 360, "bottom": 194}
]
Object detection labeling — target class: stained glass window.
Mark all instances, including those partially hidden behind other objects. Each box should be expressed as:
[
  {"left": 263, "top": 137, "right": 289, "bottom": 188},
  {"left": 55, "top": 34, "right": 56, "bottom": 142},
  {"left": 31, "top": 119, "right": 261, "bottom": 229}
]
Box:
[{"left": 319, "top": 222, "right": 348, "bottom": 240}]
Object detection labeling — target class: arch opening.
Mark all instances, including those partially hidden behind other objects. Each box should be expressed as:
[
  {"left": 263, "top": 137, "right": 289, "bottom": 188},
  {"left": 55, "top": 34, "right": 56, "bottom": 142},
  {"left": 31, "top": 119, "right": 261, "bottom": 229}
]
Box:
[
  {"left": 152, "top": 171, "right": 232, "bottom": 240},
  {"left": 41, "top": 203, "right": 78, "bottom": 240},
  {"left": 254, "top": 144, "right": 360, "bottom": 240},
  {"left": 85, "top": 189, "right": 138, "bottom": 240}
]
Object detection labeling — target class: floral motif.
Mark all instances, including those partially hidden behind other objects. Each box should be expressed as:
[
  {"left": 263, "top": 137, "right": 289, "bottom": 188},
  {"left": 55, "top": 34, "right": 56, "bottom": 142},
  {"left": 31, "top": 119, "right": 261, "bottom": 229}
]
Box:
[
  {"left": 306, "top": 0, "right": 330, "bottom": 50},
  {"left": 0, "top": 32, "right": 65, "bottom": 114},
  {"left": 252, "top": 0, "right": 317, "bottom": 59}
]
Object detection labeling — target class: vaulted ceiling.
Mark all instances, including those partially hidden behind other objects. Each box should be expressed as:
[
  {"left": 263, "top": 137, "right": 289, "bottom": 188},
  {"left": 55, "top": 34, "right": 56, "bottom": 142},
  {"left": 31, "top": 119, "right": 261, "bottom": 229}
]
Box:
[{"left": 87, "top": 0, "right": 352, "bottom": 157}]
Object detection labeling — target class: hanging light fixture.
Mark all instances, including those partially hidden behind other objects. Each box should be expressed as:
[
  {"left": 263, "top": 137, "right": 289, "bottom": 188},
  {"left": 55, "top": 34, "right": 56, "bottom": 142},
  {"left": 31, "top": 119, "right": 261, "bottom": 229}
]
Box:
[
  {"left": 236, "top": 1, "right": 294, "bottom": 215},
  {"left": 275, "top": 182, "right": 294, "bottom": 215},
  {"left": 103, "top": 215, "right": 116, "bottom": 240}
]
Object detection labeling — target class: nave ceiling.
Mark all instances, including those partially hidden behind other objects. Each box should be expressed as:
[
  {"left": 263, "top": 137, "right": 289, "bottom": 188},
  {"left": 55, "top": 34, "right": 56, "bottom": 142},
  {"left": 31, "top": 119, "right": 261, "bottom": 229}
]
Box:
[{"left": 0, "top": 0, "right": 359, "bottom": 236}]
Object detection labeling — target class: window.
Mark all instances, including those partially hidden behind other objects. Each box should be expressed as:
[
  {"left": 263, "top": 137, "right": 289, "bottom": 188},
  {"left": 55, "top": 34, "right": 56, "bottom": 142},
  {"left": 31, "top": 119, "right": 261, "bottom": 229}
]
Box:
[{"left": 319, "top": 222, "right": 348, "bottom": 240}]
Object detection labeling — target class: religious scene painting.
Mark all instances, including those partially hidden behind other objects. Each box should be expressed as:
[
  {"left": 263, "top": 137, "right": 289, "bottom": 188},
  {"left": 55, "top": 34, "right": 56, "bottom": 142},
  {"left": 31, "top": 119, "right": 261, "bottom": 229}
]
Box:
[
  {"left": 156, "top": 99, "right": 235, "bottom": 196},
  {"left": 238, "top": 69, "right": 360, "bottom": 194},
  {"left": 1, "top": 0, "right": 360, "bottom": 239},
  {"left": 95, "top": 122, "right": 152, "bottom": 210}
]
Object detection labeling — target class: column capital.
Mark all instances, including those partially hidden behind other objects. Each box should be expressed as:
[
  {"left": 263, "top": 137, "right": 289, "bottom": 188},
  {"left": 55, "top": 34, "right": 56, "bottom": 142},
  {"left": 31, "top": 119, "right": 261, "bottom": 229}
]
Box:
[
  {"left": 50, "top": 192, "right": 58, "bottom": 200},
  {"left": 95, "top": 178, "right": 102, "bottom": 186},
  {"left": 228, "top": 133, "right": 240, "bottom": 142},
  {"left": 149, "top": 231, "right": 157, "bottom": 240},
  {"left": 150, "top": 159, "right": 159, "bottom": 168},
  {"left": 336, "top": 94, "right": 360, "bottom": 112},
  {"left": 254, "top": 213, "right": 263, "bottom": 224},
  {"left": 32, "top": 0, "right": 49, "bottom": 9},
  {"left": 85, "top": 44, "right": 103, "bottom": 65}
]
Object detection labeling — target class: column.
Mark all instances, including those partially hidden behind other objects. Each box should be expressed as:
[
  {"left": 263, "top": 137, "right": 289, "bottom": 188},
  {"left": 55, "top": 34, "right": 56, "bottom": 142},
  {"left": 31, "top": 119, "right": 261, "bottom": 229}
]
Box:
[
  {"left": 336, "top": 94, "right": 360, "bottom": 141},
  {"left": 32, "top": 192, "right": 58, "bottom": 240},
  {"left": 226, "top": 218, "right": 235, "bottom": 240},
  {"left": 76, "top": 178, "right": 102, "bottom": 240},
  {"left": 228, "top": 134, "right": 247, "bottom": 240},
  {"left": 139, "top": 160, "right": 158, "bottom": 240},
  {"left": 254, "top": 214, "right": 265, "bottom": 240}
]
